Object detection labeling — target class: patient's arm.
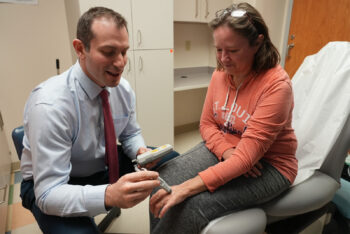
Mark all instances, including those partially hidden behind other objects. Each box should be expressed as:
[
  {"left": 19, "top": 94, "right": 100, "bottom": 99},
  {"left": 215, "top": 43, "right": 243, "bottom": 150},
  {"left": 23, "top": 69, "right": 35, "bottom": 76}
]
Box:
[{"left": 223, "top": 148, "right": 263, "bottom": 177}]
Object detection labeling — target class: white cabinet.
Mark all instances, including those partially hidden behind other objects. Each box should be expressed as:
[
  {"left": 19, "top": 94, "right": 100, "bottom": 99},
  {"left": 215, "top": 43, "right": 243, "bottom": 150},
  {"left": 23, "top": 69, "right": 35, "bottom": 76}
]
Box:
[
  {"left": 130, "top": 0, "right": 174, "bottom": 146},
  {"left": 174, "top": 0, "right": 200, "bottom": 22},
  {"left": 174, "top": 0, "right": 232, "bottom": 23},
  {"left": 134, "top": 50, "right": 174, "bottom": 146},
  {"left": 132, "top": 0, "right": 173, "bottom": 50},
  {"left": 0, "top": 113, "right": 11, "bottom": 233},
  {"left": 204, "top": 0, "right": 233, "bottom": 22}
]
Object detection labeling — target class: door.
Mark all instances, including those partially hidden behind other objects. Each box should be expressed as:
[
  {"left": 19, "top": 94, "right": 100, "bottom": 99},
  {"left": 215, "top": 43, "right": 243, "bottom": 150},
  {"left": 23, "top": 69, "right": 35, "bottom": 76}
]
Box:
[
  {"left": 284, "top": 0, "right": 350, "bottom": 78},
  {"left": 134, "top": 50, "right": 174, "bottom": 146}
]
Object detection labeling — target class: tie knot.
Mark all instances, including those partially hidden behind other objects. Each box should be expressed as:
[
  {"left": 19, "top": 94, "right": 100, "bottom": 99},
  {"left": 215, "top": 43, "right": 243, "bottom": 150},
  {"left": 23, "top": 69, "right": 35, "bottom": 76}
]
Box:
[{"left": 100, "top": 89, "right": 109, "bottom": 103}]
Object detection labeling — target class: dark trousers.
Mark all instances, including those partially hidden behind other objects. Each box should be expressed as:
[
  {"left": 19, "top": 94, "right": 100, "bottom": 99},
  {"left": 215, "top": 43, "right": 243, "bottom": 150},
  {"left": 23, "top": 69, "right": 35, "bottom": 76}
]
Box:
[{"left": 20, "top": 148, "right": 135, "bottom": 234}]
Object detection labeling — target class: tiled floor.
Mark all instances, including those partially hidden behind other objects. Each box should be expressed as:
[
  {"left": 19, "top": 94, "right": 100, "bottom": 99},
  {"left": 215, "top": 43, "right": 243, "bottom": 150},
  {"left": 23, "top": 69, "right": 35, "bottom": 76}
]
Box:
[{"left": 5, "top": 129, "right": 203, "bottom": 234}]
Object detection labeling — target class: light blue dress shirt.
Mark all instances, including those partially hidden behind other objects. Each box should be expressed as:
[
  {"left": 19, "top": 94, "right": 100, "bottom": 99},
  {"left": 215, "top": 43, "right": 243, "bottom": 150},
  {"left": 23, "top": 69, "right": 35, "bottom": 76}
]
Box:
[{"left": 20, "top": 61, "right": 146, "bottom": 217}]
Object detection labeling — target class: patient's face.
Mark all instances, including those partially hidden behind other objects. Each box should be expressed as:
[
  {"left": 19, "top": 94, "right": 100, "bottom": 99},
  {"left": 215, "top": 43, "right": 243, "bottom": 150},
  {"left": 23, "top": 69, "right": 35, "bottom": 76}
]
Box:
[{"left": 213, "top": 25, "right": 258, "bottom": 78}]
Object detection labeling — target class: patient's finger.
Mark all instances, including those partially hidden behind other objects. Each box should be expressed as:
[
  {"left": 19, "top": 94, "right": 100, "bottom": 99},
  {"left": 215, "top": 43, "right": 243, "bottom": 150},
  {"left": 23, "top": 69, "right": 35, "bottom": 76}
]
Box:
[{"left": 150, "top": 190, "right": 167, "bottom": 214}]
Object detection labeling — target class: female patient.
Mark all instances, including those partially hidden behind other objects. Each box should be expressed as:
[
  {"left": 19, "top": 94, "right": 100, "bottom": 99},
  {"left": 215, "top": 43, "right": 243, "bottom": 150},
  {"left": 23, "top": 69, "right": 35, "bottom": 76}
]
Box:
[{"left": 150, "top": 3, "right": 298, "bottom": 233}]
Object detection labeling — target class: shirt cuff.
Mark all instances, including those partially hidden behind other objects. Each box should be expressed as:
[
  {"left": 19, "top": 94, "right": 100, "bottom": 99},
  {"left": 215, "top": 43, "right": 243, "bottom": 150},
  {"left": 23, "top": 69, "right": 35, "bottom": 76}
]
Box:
[{"left": 84, "top": 184, "right": 110, "bottom": 216}]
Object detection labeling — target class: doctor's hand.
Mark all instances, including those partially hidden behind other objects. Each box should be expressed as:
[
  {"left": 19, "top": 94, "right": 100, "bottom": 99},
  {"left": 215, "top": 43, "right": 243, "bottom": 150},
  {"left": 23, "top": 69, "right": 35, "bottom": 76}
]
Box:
[
  {"left": 136, "top": 147, "right": 161, "bottom": 170},
  {"left": 105, "top": 171, "right": 160, "bottom": 209}
]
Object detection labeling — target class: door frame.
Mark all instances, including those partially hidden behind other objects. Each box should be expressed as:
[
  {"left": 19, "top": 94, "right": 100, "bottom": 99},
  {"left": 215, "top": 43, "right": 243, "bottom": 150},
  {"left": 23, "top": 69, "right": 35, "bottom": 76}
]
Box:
[{"left": 281, "top": 0, "right": 294, "bottom": 68}]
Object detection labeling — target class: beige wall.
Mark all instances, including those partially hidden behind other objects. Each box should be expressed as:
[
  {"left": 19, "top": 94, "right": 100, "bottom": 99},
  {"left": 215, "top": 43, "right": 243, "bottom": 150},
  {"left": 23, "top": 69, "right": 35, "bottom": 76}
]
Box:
[
  {"left": 173, "top": 23, "right": 214, "bottom": 127},
  {"left": 174, "top": 22, "right": 215, "bottom": 68},
  {"left": 0, "top": 0, "right": 73, "bottom": 162}
]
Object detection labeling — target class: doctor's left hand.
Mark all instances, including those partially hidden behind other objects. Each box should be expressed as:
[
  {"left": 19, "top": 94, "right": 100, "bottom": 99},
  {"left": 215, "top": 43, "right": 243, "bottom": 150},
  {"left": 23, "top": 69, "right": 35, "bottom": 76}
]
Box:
[{"left": 136, "top": 147, "right": 160, "bottom": 170}]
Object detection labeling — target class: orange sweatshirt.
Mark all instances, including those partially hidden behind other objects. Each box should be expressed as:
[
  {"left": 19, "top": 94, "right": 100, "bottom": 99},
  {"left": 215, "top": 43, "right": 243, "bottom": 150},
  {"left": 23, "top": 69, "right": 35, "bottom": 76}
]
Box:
[{"left": 199, "top": 65, "right": 298, "bottom": 192}]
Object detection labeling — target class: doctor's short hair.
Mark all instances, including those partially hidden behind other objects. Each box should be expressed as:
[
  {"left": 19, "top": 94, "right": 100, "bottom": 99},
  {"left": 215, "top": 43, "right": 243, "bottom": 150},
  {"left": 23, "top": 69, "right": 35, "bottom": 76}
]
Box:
[
  {"left": 209, "top": 2, "right": 280, "bottom": 74},
  {"left": 77, "top": 6, "right": 128, "bottom": 51}
]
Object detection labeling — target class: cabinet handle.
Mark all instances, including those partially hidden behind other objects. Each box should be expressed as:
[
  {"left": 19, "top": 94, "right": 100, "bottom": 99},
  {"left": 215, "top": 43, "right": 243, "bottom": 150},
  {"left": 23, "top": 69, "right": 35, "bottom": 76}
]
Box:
[
  {"left": 195, "top": 0, "right": 199, "bottom": 18},
  {"left": 138, "top": 56, "right": 143, "bottom": 71},
  {"left": 137, "top": 30, "right": 142, "bottom": 47},
  {"left": 205, "top": 0, "right": 209, "bottom": 18},
  {"left": 0, "top": 184, "right": 7, "bottom": 205},
  {"left": 127, "top": 58, "right": 131, "bottom": 72}
]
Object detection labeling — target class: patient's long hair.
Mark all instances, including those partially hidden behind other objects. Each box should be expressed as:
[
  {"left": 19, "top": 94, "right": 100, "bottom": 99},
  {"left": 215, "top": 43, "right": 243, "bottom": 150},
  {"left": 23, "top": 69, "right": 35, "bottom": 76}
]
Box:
[{"left": 209, "top": 2, "right": 280, "bottom": 74}]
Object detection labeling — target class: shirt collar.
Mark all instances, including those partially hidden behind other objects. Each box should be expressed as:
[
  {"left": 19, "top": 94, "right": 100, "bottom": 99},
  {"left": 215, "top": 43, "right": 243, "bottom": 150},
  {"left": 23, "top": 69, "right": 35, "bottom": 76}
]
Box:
[{"left": 73, "top": 60, "right": 104, "bottom": 100}]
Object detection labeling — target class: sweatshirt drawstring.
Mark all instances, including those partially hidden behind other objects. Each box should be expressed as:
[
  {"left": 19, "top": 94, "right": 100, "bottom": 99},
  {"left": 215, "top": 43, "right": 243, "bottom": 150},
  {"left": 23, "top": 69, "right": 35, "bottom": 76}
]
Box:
[
  {"left": 224, "top": 82, "right": 243, "bottom": 127},
  {"left": 221, "top": 86, "right": 230, "bottom": 111}
]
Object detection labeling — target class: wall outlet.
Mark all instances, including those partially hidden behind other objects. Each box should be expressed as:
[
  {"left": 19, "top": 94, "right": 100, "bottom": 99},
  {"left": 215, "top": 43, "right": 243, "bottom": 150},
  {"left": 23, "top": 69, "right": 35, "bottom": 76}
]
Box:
[{"left": 185, "top": 40, "right": 191, "bottom": 51}]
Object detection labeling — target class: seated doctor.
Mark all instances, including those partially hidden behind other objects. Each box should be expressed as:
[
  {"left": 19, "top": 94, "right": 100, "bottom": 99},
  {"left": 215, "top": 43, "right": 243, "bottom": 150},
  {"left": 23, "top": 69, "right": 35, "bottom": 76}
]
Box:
[
  {"left": 150, "top": 3, "right": 298, "bottom": 234},
  {"left": 20, "top": 7, "right": 160, "bottom": 234}
]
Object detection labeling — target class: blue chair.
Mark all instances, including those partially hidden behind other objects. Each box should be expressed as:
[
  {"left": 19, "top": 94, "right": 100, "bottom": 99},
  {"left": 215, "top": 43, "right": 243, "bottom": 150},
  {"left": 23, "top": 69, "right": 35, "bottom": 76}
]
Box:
[
  {"left": 12, "top": 125, "right": 179, "bottom": 232},
  {"left": 11, "top": 126, "right": 24, "bottom": 160}
]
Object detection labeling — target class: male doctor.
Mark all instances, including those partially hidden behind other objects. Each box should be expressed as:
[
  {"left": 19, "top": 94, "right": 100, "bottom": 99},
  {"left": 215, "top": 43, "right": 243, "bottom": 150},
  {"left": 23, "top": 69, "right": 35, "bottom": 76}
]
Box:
[{"left": 20, "top": 7, "right": 160, "bottom": 234}]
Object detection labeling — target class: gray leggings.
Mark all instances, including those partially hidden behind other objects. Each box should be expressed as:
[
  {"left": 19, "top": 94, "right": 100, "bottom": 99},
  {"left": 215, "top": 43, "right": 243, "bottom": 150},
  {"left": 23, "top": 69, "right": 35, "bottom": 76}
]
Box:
[{"left": 150, "top": 142, "right": 290, "bottom": 234}]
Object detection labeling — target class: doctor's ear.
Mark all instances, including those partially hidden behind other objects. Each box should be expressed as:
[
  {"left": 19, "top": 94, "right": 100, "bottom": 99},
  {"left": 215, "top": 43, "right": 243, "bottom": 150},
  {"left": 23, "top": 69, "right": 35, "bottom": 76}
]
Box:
[{"left": 73, "top": 39, "right": 86, "bottom": 58}]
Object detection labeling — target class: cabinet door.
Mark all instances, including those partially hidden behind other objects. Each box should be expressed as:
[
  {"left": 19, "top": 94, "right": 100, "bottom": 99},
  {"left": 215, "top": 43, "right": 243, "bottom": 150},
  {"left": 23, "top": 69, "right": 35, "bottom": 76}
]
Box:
[
  {"left": 78, "top": 0, "right": 134, "bottom": 49},
  {"left": 132, "top": 0, "right": 173, "bottom": 50},
  {"left": 0, "top": 117, "right": 11, "bottom": 233},
  {"left": 174, "top": 0, "right": 233, "bottom": 23},
  {"left": 174, "top": 0, "right": 201, "bottom": 22},
  {"left": 201, "top": 0, "right": 233, "bottom": 22},
  {"left": 134, "top": 50, "right": 174, "bottom": 146},
  {"left": 122, "top": 50, "right": 136, "bottom": 91}
]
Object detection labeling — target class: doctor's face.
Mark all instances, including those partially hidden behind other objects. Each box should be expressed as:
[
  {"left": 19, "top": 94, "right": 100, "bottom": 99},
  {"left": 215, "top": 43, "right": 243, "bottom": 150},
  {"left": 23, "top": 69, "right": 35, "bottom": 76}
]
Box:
[
  {"left": 78, "top": 17, "right": 129, "bottom": 87},
  {"left": 213, "top": 25, "right": 259, "bottom": 77}
]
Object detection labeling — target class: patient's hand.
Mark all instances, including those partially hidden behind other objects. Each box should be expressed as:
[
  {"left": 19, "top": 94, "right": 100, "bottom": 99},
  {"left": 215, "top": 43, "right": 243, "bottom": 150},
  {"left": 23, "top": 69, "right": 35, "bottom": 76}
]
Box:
[
  {"left": 222, "top": 148, "right": 235, "bottom": 161},
  {"left": 150, "top": 176, "right": 206, "bottom": 218},
  {"left": 150, "top": 184, "right": 187, "bottom": 218},
  {"left": 244, "top": 162, "right": 263, "bottom": 178}
]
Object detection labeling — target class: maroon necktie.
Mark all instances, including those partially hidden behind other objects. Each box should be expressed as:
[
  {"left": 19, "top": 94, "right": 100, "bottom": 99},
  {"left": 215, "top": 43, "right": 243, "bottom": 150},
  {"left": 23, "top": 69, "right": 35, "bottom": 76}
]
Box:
[{"left": 100, "top": 89, "right": 119, "bottom": 183}]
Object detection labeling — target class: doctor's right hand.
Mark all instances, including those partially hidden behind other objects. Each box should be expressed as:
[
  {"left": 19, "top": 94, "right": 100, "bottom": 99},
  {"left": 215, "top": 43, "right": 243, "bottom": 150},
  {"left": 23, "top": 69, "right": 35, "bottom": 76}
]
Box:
[{"left": 104, "top": 171, "right": 160, "bottom": 209}]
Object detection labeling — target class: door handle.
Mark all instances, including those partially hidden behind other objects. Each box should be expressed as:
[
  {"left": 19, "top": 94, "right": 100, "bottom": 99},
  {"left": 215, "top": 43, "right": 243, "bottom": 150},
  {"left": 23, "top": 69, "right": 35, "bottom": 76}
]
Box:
[
  {"left": 205, "top": 0, "right": 209, "bottom": 18},
  {"left": 286, "top": 43, "right": 295, "bottom": 58},
  {"left": 127, "top": 58, "right": 131, "bottom": 72},
  {"left": 0, "top": 184, "right": 7, "bottom": 204},
  {"left": 137, "top": 30, "right": 142, "bottom": 47},
  {"left": 138, "top": 56, "right": 143, "bottom": 71}
]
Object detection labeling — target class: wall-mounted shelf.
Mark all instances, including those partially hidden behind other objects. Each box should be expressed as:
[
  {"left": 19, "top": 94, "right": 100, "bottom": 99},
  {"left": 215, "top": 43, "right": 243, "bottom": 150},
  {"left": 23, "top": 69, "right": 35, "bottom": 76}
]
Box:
[{"left": 174, "top": 67, "right": 215, "bottom": 92}]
